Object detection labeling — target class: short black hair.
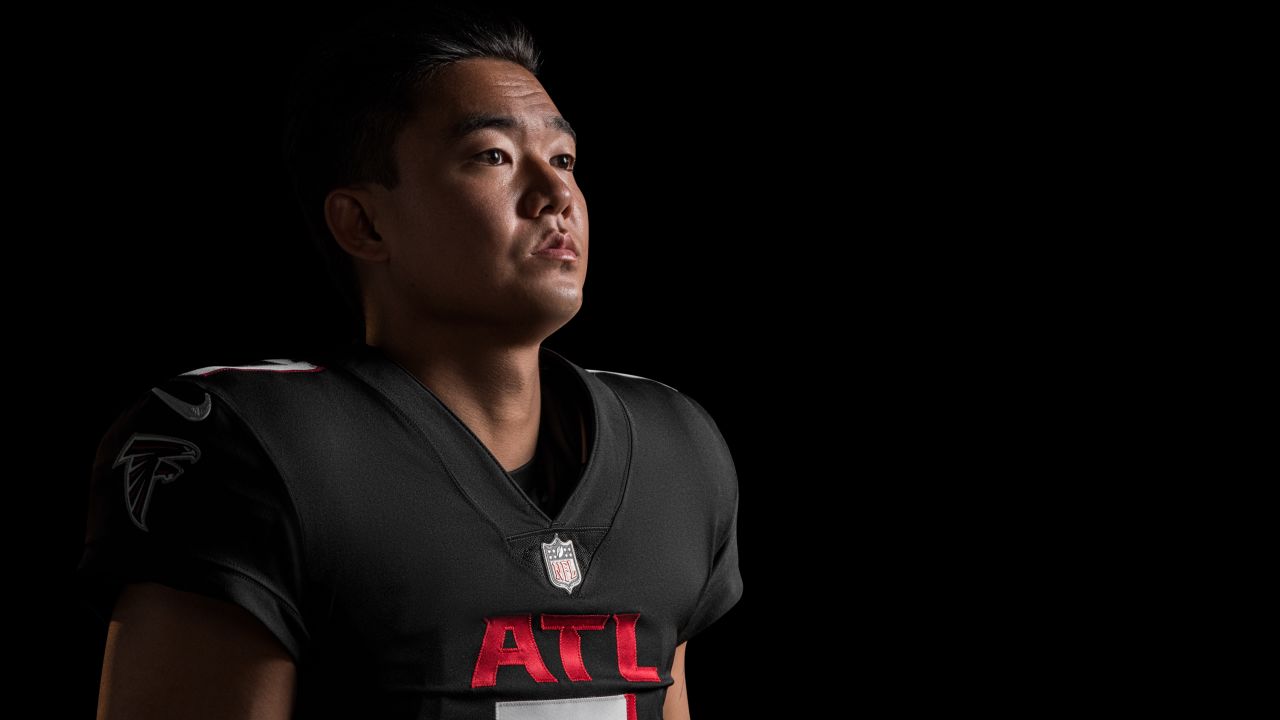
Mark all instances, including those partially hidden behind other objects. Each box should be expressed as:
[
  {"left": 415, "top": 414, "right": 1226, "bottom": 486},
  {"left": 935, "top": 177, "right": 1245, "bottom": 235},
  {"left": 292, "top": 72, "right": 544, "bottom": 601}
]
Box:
[{"left": 281, "top": 6, "right": 543, "bottom": 343}]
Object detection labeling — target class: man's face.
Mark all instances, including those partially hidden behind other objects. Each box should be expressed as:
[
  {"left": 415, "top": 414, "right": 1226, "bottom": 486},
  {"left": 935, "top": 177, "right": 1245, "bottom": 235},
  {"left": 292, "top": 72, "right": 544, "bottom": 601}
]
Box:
[{"left": 366, "top": 57, "right": 587, "bottom": 338}]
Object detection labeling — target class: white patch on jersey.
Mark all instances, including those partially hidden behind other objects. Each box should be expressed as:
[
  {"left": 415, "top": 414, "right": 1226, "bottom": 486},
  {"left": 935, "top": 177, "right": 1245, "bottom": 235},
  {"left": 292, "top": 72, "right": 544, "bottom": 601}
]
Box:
[
  {"left": 585, "top": 368, "right": 680, "bottom": 394},
  {"left": 495, "top": 694, "right": 628, "bottom": 720},
  {"left": 179, "top": 358, "right": 319, "bottom": 376},
  {"left": 541, "top": 534, "right": 583, "bottom": 594}
]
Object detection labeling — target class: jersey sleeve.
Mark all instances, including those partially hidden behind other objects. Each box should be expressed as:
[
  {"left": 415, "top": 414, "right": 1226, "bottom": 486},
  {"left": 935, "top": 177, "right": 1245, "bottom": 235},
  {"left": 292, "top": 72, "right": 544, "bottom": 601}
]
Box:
[
  {"left": 74, "top": 377, "right": 309, "bottom": 663},
  {"left": 676, "top": 393, "right": 744, "bottom": 646}
]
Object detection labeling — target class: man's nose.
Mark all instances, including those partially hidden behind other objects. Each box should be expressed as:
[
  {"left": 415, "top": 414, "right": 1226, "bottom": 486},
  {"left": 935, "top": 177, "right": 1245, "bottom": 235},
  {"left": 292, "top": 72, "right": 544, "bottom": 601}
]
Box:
[{"left": 520, "top": 159, "right": 574, "bottom": 219}]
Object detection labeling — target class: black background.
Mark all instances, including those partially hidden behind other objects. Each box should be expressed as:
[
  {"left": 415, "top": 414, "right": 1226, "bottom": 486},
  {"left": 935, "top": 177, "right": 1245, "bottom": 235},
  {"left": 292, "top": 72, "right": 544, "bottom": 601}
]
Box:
[
  {"left": 50, "top": 3, "right": 856, "bottom": 717},
  {"left": 32, "top": 4, "right": 1142, "bottom": 715}
]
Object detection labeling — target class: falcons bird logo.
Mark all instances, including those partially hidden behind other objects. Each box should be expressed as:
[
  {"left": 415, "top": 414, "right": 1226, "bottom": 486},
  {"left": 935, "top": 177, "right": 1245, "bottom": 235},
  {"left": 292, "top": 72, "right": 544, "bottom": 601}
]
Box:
[{"left": 113, "top": 433, "right": 202, "bottom": 532}]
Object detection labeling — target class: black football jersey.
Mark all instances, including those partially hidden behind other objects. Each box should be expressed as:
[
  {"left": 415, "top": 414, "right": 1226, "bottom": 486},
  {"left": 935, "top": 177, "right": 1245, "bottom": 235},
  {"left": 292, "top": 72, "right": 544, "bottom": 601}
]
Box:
[{"left": 76, "top": 342, "right": 742, "bottom": 719}]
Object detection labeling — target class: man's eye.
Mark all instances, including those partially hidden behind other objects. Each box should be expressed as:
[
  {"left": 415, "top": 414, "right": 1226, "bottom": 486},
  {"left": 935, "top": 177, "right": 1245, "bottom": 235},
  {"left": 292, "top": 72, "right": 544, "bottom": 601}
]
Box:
[
  {"left": 475, "top": 149, "right": 507, "bottom": 165},
  {"left": 554, "top": 154, "right": 576, "bottom": 171}
]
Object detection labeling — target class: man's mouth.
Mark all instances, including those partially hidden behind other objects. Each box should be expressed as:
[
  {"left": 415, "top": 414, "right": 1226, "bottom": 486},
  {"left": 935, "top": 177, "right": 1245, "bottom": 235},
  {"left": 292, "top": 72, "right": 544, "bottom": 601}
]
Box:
[{"left": 532, "top": 231, "right": 579, "bottom": 261}]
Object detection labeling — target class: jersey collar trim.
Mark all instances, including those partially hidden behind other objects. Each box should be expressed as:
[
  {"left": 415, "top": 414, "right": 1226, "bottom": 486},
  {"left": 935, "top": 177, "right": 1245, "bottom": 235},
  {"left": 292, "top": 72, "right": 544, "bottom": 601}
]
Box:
[{"left": 337, "top": 342, "right": 633, "bottom": 537}]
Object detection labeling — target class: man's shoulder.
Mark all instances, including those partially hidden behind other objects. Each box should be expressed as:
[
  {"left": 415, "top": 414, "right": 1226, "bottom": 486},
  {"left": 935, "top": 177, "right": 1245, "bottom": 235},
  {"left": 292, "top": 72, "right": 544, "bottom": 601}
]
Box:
[
  {"left": 584, "top": 364, "right": 738, "bottom": 503},
  {"left": 137, "top": 349, "right": 357, "bottom": 434},
  {"left": 170, "top": 356, "right": 330, "bottom": 386},
  {"left": 582, "top": 365, "right": 721, "bottom": 438},
  {"left": 583, "top": 366, "right": 681, "bottom": 395},
  {"left": 160, "top": 348, "right": 347, "bottom": 399}
]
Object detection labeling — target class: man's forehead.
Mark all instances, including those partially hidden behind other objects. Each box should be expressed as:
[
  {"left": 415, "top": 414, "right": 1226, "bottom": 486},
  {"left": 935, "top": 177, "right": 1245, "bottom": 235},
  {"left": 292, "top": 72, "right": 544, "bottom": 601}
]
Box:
[{"left": 417, "top": 59, "right": 555, "bottom": 120}]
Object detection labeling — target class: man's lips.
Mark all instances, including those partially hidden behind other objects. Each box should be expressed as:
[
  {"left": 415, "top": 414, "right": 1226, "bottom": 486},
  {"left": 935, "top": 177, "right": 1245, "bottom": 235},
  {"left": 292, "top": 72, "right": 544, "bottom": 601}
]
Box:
[{"left": 532, "top": 231, "right": 579, "bottom": 261}]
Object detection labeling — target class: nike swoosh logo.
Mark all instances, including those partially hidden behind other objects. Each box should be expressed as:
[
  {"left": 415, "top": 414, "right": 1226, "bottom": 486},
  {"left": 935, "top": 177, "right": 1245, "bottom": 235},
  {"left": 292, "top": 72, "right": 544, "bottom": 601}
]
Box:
[{"left": 151, "top": 387, "right": 212, "bottom": 422}]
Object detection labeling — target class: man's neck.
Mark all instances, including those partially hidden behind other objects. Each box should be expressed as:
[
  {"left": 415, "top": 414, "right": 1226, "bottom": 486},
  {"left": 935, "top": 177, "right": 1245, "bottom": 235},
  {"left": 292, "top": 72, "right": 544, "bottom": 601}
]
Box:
[{"left": 368, "top": 328, "right": 542, "bottom": 473}]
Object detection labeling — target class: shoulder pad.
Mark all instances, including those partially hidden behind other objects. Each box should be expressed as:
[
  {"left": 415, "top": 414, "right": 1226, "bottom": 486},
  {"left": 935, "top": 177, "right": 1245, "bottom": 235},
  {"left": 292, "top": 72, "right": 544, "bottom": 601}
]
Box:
[
  {"left": 585, "top": 367, "right": 680, "bottom": 394},
  {"left": 177, "top": 358, "right": 325, "bottom": 377}
]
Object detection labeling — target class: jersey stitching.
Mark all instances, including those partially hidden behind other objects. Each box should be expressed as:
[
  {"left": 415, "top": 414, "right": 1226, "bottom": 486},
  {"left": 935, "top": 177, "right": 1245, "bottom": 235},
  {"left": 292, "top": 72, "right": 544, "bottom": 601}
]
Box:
[
  {"left": 595, "top": 377, "right": 737, "bottom": 627},
  {"left": 187, "top": 552, "right": 309, "bottom": 633},
  {"left": 666, "top": 390, "right": 741, "bottom": 643},
  {"left": 180, "top": 381, "right": 313, "bottom": 628},
  {"left": 574, "top": 375, "right": 635, "bottom": 597},
  {"left": 542, "top": 363, "right": 604, "bottom": 526},
  {"left": 677, "top": 508, "right": 737, "bottom": 645},
  {"left": 504, "top": 525, "right": 610, "bottom": 541}
]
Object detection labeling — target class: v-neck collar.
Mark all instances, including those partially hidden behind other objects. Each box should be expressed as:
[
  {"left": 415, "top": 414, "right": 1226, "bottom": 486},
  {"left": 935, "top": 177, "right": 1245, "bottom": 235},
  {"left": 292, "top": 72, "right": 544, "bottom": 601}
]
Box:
[{"left": 335, "top": 342, "right": 633, "bottom": 537}]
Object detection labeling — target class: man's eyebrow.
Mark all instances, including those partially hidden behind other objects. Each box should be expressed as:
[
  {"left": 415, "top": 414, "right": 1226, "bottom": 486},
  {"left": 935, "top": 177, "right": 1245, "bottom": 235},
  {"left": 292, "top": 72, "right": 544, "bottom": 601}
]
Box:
[
  {"left": 546, "top": 115, "right": 577, "bottom": 143},
  {"left": 450, "top": 113, "right": 577, "bottom": 143}
]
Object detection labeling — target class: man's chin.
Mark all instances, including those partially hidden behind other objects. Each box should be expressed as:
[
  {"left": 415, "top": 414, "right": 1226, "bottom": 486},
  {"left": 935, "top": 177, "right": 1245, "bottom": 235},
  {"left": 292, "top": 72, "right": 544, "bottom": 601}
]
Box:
[
  {"left": 493, "top": 292, "right": 582, "bottom": 341},
  {"left": 534, "top": 294, "right": 584, "bottom": 330}
]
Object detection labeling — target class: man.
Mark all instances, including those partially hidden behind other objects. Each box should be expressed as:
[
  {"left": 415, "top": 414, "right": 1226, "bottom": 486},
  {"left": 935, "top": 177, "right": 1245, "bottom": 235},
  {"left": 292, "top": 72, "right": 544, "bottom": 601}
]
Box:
[{"left": 76, "top": 7, "right": 742, "bottom": 719}]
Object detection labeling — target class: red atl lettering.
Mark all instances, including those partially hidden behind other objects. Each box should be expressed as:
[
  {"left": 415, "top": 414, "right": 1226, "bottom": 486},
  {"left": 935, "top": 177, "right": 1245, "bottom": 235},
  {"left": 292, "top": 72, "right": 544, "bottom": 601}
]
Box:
[
  {"left": 613, "top": 613, "right": 661, "bottom": 682},
  {"left": 470, "top": 615, "right": 557, "bottom": 688},
  {"left": 541, "top": 614, "right": 609, "bottom": 681},
  {"left": 470, "top": 613, "right": 664, "bottom": 688}
]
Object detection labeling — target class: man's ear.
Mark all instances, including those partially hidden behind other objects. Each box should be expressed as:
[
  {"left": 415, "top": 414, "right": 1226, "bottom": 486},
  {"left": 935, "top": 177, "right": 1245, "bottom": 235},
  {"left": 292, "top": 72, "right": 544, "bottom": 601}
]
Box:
[{"left": 324, "top": 186, "right": 387, "bottom": 261}]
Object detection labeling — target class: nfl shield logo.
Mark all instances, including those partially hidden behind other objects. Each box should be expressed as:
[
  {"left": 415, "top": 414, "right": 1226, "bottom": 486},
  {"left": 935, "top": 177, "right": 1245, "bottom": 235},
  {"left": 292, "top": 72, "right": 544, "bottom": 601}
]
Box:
[{"left": 541, "top": 534, "right": 582, "bottom": 594}]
